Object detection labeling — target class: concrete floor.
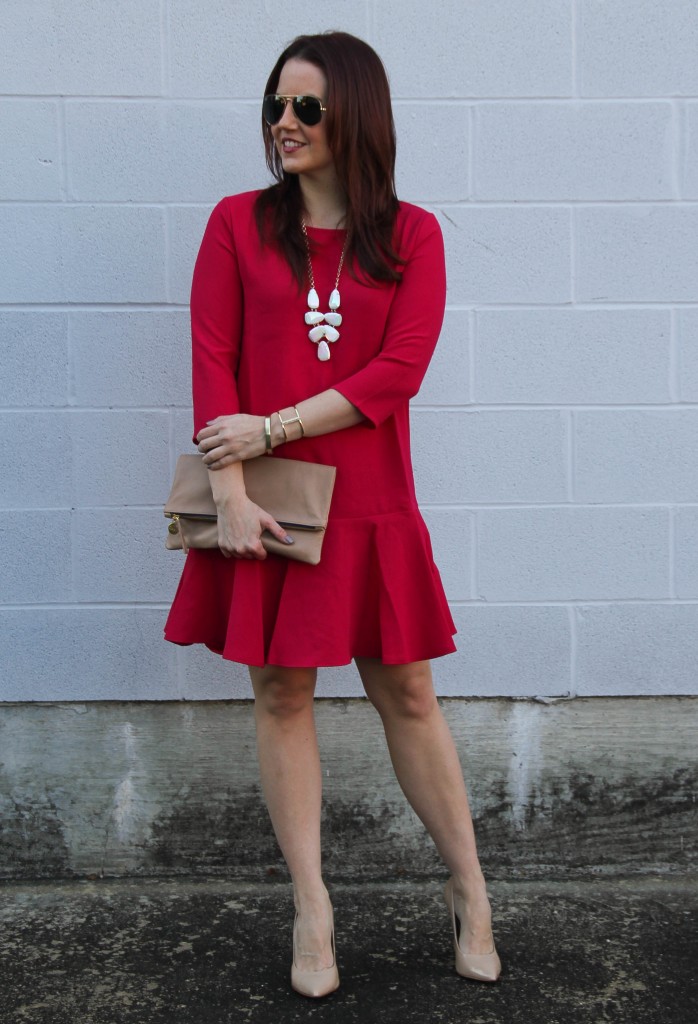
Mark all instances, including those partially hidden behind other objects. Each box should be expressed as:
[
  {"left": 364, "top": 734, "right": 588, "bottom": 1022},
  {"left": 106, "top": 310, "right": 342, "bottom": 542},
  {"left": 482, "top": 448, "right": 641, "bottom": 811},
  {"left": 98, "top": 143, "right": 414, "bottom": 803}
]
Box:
[{"left": 0, "top": 876, "right": 696, "bottom": 1024}]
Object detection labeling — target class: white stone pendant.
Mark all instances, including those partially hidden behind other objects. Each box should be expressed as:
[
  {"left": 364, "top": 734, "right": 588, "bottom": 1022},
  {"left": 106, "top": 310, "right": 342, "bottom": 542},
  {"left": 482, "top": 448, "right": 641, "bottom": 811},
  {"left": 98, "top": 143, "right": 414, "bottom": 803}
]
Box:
[
  {"left": 305, "top": 311, "right": 324, "bottom": 325},
  {"left": 308, "top": 324, "right": 327, "bottom": 343},
  {"left": 301, "top": 220, "right": 347, "bottom": 363},
  {"left": 302, "top": 271, "right": 343, "bottom": 359}
]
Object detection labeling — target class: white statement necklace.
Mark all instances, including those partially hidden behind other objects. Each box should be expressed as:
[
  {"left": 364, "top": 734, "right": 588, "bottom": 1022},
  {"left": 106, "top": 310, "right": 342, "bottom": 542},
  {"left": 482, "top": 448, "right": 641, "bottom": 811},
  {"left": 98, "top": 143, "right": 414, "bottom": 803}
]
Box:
[{"left": 301, "top": 218, "right": 348, "bottom": 361}]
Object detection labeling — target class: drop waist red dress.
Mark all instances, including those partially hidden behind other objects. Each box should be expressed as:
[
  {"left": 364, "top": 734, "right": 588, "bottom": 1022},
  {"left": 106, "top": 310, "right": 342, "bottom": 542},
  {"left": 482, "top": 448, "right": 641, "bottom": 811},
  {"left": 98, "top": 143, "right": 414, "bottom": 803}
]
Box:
[{"left": 163, "top": 189, "right": 457, "bottom": 667}]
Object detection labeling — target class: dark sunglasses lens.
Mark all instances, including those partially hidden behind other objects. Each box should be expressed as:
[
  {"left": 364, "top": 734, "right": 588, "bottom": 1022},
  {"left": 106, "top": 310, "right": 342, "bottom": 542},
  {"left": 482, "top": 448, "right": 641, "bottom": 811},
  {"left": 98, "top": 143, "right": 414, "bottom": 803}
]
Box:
[
  {"left": 293, "top": 95, "right": 322, "bottom": 126},
  {"left": 262, "top": 95, "right": 285, "bottom": 125}
]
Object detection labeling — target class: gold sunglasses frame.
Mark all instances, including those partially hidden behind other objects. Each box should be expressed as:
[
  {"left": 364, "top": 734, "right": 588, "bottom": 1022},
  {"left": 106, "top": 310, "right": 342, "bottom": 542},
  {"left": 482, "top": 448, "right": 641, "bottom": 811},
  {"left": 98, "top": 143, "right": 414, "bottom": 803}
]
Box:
[{"left": 263, "top": 94, "right": 328, "bottom": 126}]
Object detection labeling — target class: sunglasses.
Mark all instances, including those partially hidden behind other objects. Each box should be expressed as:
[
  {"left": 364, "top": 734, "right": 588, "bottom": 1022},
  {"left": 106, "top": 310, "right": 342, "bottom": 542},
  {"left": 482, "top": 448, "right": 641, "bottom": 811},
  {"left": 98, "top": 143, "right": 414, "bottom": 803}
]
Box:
[{"left": 262, "top": 93, "right": 327, "bottom": 127}]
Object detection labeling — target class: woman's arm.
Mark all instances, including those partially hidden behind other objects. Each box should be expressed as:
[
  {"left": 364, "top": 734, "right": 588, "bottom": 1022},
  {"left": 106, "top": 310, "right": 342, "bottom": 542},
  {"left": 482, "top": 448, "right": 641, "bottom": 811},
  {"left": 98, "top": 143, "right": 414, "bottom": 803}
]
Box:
[
  {"left": 199, "top": 210, "right": 446, "bottom": 466},
  {"left": 197, "top": 387, "right": 364, "bottom": 466},
  {"left": 191, "top": 198, "right": 243, "bottom": 445},
  {"left": 209, "top": 461, "right": 294, "bottom": 559},
  {"left": 190, "top": 198, "right": 293, "bottom": 556},
  {"left": 330, "top": 212, "right": 446, "bottom": 428}
]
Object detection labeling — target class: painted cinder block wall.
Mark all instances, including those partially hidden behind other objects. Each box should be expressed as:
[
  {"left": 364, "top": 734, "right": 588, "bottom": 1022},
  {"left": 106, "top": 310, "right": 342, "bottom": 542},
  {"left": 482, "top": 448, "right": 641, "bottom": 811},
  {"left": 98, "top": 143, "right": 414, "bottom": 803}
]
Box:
[{"left": 2, "top": 0, "right": 698, "bottom": 701}]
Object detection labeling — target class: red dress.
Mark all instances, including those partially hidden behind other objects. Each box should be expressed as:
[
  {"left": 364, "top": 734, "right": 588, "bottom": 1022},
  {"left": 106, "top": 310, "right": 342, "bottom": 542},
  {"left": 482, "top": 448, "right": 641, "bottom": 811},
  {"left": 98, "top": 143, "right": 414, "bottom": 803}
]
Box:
[{"left": 163, "top": 190, "right": 457, "bottom": 667}]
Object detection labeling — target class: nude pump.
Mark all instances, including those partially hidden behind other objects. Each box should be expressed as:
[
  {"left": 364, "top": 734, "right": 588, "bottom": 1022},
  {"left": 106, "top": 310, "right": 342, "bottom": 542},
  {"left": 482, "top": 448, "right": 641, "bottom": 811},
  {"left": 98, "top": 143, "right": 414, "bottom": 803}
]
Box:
[
  {"left": 443, "top": 878, "right": 501, "bottom": 982},
  {"left": 290, "top": 905, "right": 340, "bottom": 998}
]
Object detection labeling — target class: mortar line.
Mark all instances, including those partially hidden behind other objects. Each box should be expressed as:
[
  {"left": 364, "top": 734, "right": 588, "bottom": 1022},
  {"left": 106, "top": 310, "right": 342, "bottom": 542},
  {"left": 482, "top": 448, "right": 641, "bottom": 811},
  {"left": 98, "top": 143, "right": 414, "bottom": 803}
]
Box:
[
  {"left": 11, "top": 401, "right": 698, "bottom": 412},
  {"left": 468, "top": 307, "right": 475, "bottom": 404},
  {"left": 680, "top": 98, "right": 692, "bottom": 199},
  {"left": 3, "top": 301, "right": 698, "bottom": 312},
  {"left": 669, "top": 306, "right": 679, "bottom": 403},
  {"left": 671, "top": 99, "right": 682, "bottom": 201},
  {"left": 669, "top": 504, "right": 676, "bottom": 600},
  {"left": 168, "top": 404, "right": 176, "bottom": 483},
  {"left": 7, "top": 500, "right": 698, "bottom": 513},
  {"left": 418, "top": 501, "right": 698, "bottom": 511},
  {"left": 6, "top": 93, "right": 698, "bottom": 102},
  {"left": 66, "top": 310, "right": 76, "bottom": 407},
  {"left": 412, "top": 401, "right": 698, "bottom": 411},
  {"left": 570, "top": 204, "right": 576, "bottom": 306},
  {"left": 4, "top": 598, "right": 698, "bottom": 611},
  {"left": 55, "top": 96, "right": 67, "bottom": 203},
  {"left": 164, "top": 204, "right": 172, "bottom": 305},
  {"left": 174, "top": 645, "right": 185, "bottom": 697},
  {"left": 568, "top": 408, "right": 576, "bottom": 504},
  {"left": 468, "top": 102, "right": 475, "bottom": 200},
  {"left": 470, "top": 508, "right": 478, "bottom": 600},
  {"left": 58, "top": 96, "right": 71, "bottom": 203},
  {"left": 160, "top": 0, "right": 169, "bottom": 99},
  {"left": 6, "top": 197, "right": 698, "bottom": 208},
  {"left": 69, "top": 500, "right": 78, "bottom": 604},
  {"left": 571, "top": 0, "right": 579, "bottom": 98},
  {"left": 569, "top": 604, "right": 578, "bottom": 697}
]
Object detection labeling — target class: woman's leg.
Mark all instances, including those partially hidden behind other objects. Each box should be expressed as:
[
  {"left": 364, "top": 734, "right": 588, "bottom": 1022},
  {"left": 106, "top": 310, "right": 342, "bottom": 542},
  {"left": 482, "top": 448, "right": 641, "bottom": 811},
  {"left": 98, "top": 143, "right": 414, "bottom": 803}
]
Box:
[
  {"left": 355, "top": 657, "right": 495, "bottom": 956},
  {"left": 249, "top": 663, "right": 334, "bottom": 971}
]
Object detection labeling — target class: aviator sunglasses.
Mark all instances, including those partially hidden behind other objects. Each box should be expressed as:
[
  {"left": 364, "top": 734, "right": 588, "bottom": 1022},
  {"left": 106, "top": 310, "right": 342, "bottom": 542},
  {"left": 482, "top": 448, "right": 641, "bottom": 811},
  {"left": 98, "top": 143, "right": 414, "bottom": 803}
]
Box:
[{"left": 262, "top": 93, "right": 327, "bottom": 127}]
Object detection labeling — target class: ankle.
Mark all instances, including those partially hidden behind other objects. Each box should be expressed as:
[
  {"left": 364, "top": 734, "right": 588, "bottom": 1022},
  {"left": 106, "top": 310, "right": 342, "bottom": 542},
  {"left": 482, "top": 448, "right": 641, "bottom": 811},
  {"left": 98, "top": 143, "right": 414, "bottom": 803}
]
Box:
[
  {"left": 451, "top": 870, "right": 489, "bottom": 899},
  {"left": 293, "top": 883, "right": 331, "bottom": 912}
]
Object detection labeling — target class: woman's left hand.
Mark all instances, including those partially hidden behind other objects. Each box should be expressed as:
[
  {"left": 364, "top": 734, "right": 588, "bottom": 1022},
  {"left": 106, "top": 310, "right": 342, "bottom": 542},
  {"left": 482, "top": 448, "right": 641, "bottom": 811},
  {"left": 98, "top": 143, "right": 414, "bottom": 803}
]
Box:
[{"left": 196, "top": 414, "right": 266, "bottom": 469}]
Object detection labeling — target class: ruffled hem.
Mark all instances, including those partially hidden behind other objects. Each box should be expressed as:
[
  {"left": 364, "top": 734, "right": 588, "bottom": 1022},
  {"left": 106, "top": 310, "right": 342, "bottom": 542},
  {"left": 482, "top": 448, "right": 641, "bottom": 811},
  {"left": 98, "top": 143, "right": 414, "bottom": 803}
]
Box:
[{"left": 163, "top": 509, "right": 457, "bottom": 668}]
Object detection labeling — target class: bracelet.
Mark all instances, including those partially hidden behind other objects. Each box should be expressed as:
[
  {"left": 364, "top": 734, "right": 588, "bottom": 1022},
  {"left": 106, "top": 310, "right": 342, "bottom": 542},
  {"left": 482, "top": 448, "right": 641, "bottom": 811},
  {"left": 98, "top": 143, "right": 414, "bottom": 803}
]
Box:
[
  {"left": 264, "top": 415, "right": 273, "bottom": 455},
  {"left": 278, "top": 406, "right": 305, "bottom": 440},
  {"left": 276, "top": 411, "right": 289, "bottom": 443},
  {"left": 294, "top": 406, "right": 306, "bottom": 438}
]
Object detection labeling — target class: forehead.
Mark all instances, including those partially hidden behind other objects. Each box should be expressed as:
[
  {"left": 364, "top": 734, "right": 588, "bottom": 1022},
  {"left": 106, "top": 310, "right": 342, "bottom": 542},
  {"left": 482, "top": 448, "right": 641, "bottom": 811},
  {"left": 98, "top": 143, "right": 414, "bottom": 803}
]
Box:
[{"left": 277, "top": 58, "right": 327, "bottom": 98}]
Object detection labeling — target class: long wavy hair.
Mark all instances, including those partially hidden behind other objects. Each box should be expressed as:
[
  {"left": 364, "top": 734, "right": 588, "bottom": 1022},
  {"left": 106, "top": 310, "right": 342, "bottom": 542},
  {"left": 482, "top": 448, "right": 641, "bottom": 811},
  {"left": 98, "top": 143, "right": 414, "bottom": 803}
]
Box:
[{"left": 254, "top": 32, "right": 402, "bottom": 286}]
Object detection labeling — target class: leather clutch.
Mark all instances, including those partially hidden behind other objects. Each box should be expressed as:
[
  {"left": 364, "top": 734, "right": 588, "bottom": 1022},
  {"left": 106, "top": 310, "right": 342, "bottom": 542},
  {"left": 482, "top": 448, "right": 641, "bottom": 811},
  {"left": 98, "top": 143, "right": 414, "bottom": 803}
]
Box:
[{"left": 164, "top": 453, "right": 336, "bottom": 565}]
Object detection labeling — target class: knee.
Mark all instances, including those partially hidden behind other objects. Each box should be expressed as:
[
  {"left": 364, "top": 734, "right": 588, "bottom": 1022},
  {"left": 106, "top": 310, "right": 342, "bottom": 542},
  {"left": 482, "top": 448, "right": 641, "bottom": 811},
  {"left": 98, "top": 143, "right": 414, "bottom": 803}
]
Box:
[
  {"left": 252, "top": 666, "right": 316, "bottom": 719},
  {"left": 368, "top": 664, "right": 438, "bottom": 721}
]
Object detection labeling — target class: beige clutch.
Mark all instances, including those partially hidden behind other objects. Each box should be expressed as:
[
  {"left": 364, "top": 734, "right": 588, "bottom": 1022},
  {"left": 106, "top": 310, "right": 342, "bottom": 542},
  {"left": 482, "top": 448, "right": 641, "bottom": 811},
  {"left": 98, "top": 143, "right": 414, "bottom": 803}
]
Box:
[{"left": 163, "top": 453, "right": 336, "bottom": 565}]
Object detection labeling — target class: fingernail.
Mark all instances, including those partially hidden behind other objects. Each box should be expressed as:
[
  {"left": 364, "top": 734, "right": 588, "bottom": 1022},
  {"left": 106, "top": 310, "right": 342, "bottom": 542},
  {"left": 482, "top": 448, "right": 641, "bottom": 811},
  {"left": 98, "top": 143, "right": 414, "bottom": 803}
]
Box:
[{"left": 284, "top": 536, "right": 294, "bottom": 545}]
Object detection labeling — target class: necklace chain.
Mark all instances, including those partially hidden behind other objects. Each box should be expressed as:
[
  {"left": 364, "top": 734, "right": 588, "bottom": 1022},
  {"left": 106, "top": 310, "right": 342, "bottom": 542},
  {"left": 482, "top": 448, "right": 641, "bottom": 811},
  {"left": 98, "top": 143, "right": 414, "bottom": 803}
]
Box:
[
  {"left": 301, "top": 219, "right": 347, "bottom": 292},
  {"left": 300, "top": 219, "right": 348, "bottom": 362}
]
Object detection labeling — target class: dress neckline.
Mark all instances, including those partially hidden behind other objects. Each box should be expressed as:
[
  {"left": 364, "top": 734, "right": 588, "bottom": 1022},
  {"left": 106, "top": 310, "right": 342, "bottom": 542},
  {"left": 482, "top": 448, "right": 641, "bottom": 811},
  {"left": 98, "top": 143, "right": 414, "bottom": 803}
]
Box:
[{"left": 304, "top": 224, "right": 347, "bottom": 234}]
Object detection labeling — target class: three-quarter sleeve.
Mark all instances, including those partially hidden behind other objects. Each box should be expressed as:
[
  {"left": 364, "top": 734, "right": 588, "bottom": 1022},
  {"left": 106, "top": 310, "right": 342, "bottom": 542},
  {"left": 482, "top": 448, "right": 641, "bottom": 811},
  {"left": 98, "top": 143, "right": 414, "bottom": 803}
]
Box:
[
  {"left": 332, "top": 212, "right": 446, "bottom": 428},
  {"left": 190, "top": 198, "right": 243, "bottom": 445}
]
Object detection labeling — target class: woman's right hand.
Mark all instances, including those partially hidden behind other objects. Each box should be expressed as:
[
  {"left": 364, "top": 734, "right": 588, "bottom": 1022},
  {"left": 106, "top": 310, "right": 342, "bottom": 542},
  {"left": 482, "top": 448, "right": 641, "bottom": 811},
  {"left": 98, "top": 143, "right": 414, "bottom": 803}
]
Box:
[{"left": 216, "top": 494, "right": 294, "bottom": 559}]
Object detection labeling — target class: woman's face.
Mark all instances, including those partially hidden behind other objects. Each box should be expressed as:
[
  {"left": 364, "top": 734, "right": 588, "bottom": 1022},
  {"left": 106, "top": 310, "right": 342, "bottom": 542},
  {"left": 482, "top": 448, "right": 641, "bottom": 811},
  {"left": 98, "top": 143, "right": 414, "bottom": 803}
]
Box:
[{"left": 271, "top": 58, "right": 335, "bottom": 181}]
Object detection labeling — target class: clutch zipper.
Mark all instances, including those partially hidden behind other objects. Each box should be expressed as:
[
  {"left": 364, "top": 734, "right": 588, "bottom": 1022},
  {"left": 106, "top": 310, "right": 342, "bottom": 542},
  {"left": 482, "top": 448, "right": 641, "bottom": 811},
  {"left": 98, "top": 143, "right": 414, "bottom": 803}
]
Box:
[
  {"left": 165, "top": 511, "right": 320, "bottom": 535},
  {"left": 164, "top": 512, "right": 216, "bottom": 519},
  {"left": 165, "top": 511, "right": 216, "bottom": 535}
]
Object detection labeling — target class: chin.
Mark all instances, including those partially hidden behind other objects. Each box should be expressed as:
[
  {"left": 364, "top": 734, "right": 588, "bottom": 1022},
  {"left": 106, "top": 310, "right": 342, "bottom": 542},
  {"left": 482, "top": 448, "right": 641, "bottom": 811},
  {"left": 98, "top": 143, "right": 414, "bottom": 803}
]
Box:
[{"left": 281, "top": 156, "right": 308, "bottom": 174}]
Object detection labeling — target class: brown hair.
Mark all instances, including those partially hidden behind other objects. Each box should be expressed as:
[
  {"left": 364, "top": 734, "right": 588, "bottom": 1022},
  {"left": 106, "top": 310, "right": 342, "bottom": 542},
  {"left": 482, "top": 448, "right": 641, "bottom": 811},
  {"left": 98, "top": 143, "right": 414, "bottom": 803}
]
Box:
[{"left": 254, "top": 31, "right": 402, "bottom": 286}]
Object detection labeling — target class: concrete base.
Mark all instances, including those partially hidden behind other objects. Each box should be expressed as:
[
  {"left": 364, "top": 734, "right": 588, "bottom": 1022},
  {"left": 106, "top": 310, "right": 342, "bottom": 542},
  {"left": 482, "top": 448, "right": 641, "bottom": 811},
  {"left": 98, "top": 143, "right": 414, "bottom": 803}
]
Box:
[
  {"left": 1, "top": 697, "right": 696, "bottom": 880},
  {"left": 0, "top": 876, "right": 696, "bottom": 1023}
]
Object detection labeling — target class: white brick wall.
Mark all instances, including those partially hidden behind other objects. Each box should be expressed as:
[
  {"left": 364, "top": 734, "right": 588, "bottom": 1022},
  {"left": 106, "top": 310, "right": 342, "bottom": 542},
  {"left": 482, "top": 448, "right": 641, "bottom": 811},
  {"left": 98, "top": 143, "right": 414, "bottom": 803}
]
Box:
[{"left": 1, "top": 1, "right": 697, "bottom": 700}]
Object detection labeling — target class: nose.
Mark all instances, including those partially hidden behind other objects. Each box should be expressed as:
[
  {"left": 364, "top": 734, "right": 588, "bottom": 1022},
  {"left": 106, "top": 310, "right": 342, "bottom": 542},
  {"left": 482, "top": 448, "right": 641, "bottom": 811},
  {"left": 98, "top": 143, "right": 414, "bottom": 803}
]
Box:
[{"left": 276, "top": 98, "right": 298, "bottom": 129}]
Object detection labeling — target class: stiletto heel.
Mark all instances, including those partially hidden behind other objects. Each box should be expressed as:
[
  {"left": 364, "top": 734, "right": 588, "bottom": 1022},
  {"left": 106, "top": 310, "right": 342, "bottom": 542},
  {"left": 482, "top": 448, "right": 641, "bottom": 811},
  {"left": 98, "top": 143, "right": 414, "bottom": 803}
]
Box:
[
  {"left": 290, "top": 904, "right": 340, "bottom": 998},
  {"left": 443, "top": 878, "right": 501, "bottom": 982}
]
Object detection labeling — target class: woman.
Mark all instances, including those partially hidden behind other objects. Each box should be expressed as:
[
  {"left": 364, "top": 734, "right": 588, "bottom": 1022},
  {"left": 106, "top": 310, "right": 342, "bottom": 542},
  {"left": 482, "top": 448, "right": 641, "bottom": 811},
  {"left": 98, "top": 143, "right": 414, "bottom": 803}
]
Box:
[{"left": 164, "top": 31, "right": 501, "bottom": 998}]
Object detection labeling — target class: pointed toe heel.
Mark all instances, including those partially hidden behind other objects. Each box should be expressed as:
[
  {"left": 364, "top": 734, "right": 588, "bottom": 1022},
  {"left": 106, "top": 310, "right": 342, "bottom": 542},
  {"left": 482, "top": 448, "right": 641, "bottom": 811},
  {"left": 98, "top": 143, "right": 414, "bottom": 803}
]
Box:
[
  {"left": 290, "top": 908, "right": 340, "bottom": 999},
  {"left": 443, "top": 878, "right": 501, "bottom": 983}
]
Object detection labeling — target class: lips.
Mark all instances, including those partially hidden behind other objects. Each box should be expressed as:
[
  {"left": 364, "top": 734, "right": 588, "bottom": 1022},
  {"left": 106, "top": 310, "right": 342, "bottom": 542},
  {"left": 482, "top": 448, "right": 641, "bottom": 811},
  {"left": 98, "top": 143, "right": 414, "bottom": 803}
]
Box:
[{"left": 281, "top": 139, "right": 305, "bottom": 152}]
